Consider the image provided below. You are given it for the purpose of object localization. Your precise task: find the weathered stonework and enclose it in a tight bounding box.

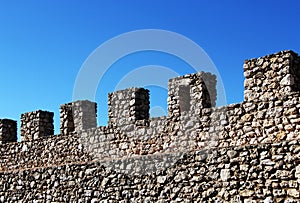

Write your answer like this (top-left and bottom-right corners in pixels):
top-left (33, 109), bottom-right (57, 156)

top-left (108, 87), bottom-right (150, 127)
top-left (244, 50), bottom-right (300, 101)
top-left (59, 102), bottom-right (74, 135)
top-left (0, 119), bottom-right (17, 144)
top-left (0, 50), bottom-right (300, 202)
top-left (168, 72), bottom-right (217, 120)
top-left (60, 100), bottom-right (97, 135)
top-left (20, 110), bottom-right (54, 141)
top-left (0, 140), bottom-right (299, 202)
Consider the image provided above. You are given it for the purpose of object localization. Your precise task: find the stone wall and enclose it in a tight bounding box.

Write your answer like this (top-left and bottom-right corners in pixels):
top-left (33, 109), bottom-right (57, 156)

top-left (0, 50), bottom-right (300, 202)
top-left (0, 140), bottom-right (299, 202)
top-left (2, 91), bottom-right (299, 172)
top-left (0, 133), bottom-right (94, 171)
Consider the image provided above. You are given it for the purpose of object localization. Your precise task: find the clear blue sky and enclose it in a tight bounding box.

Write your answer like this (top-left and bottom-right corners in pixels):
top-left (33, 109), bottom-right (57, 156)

top-left (1, 0), bottom-right (300, 137)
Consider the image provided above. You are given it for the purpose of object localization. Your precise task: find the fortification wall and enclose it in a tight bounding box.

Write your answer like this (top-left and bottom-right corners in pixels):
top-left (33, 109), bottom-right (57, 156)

top-left (1, 92), bottom-right (300, 172)
top-left (0, 140), bottom-right (299, 202)
top-left (0, 50), bottom-right (300, 202)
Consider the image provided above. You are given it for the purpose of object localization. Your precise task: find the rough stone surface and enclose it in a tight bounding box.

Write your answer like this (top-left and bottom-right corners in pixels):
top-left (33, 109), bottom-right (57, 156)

top-left (0, 119), bottom-right (17, 144)
top-left (60, 100), bottom-right (97, 136)
top-left (0, 50), bottom-right (300, 202)
top-left (59, 102), bottom-right (75, 135)
top-left (244, 50), bottom-right (300, 102)
top-left (108, 87), bottom-right (150, 127)
top-left (20, 110), bottom-right (54, 141)
top-left (0, 142), bottom-right (299, 202)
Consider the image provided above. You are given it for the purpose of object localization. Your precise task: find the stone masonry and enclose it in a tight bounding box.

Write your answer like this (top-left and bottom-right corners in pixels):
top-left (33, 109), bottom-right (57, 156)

top-left (0, 119), bottom-right (17, 144)
top-left (60, 100), bottom-right (97, 135)
top-left (0, 50), bottom-right (300, 202)
top-left (108, 87), bottom-right (150, 127)
top-left (20, 110), bottom-right (54, 141)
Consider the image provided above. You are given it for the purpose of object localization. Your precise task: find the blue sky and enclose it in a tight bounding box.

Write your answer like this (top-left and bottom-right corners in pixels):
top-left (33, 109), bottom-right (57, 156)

top-left (0, 0), bottom-right (300, 136)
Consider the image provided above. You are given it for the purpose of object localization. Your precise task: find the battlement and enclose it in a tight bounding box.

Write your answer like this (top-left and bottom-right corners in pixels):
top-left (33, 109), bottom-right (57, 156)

top-left (0, 50), bottom-right (300, 202)
top-left (0, 50), bottom-right (299, 162)
top-left (0, 70), bottom-right (219, 144)
top-left (1, 50), bottom-right (299, 145)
